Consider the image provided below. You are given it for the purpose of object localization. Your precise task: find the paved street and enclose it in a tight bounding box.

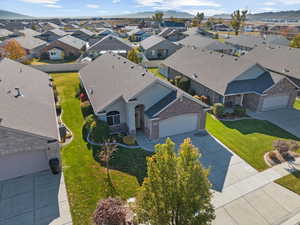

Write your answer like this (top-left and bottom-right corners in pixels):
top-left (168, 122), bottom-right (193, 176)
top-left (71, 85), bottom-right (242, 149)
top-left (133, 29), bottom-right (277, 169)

top-left (0, 171), bottom-right (72, 225)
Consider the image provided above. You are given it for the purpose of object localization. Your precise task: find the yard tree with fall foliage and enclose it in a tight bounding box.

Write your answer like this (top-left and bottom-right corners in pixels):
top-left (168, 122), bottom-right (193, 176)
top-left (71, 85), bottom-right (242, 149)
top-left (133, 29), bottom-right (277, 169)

top-left (3, 40), bottom-right (26, 60)
top-left (135, 138), bottom-right (215, 225)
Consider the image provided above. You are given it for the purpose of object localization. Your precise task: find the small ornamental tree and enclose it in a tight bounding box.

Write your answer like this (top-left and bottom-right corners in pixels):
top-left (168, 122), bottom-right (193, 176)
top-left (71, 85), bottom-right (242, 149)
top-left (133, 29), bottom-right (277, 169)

top-left (3, 40), bottom-right (26, 60)
top-left (100, 140), bottom-right (118, 180)
top-left (127, 49), bottom-right (140, 64)
top-left (290, 34), bottom-right (300, 48)
top-left (135, 138), bottom-right (215, 225)
top-left (231, 10), bottom-right (248, 35)
top-left (93, 197), bottom-right (129, 225)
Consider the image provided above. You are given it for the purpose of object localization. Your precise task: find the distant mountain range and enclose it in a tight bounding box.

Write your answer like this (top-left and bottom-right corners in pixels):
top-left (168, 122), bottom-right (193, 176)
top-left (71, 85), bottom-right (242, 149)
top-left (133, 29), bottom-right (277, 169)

top-left (107, 10), bottom-right (194, 18)
top-left (213, 10), bottom-right (300, 21)
top-left (0, 10), bottom-right (32, 19)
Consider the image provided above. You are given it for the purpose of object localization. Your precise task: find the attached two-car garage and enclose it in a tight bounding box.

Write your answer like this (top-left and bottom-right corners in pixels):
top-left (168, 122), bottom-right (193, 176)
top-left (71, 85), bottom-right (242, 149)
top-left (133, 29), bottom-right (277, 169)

top-left (159, 113), bottom-right (199, 138)
top-left (261, 95), bottom-right (290, 112)
top-left (0, 150), bottom-right (49, 181)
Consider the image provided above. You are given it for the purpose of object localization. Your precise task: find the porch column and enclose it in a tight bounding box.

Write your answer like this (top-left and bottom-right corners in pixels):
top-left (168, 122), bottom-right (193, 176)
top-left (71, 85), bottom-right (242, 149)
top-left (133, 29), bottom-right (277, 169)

top-left (240, 94), bottom-right (244, 106)
top-left (126, 102), bottom-right (136, 135)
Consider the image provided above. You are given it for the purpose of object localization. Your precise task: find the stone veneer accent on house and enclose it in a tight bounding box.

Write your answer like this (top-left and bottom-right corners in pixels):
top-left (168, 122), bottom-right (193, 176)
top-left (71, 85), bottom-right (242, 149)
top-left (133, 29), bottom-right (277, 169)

top-left (148, 96), bottom-right (207, 140)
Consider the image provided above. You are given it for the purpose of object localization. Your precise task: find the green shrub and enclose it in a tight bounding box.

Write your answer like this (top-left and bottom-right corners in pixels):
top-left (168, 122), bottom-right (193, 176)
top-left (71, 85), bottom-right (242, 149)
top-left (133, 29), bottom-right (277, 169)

top-left (234, 105), bottom-right (246, 117)
top-left (90, 119), bottom-right (110, 143)
top-left (212, 103), bottom-right (225, 118)
top-left (80, 101), bottom-right (93, 117)
top-left (122, 135), bottom-right (136, 145)
top-left (178, 77), bottom-right (190, 92)
top-left (56, 103), bottom-right (61, 115)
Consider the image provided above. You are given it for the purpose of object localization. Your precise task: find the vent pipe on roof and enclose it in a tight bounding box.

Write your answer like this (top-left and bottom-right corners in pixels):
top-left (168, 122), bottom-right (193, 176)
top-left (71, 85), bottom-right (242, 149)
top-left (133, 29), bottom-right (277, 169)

top-left (14, 87), bottom-right (23, 98)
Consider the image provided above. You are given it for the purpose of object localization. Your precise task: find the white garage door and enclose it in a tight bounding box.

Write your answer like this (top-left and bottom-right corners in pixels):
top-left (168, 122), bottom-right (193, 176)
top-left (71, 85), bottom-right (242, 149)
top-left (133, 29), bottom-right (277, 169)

top-left (0, 150), bottom-right (49, 181)
top-left (159, 113), bottom-right (198, 138)
top-left (262, 95), bottom-right (290, 111)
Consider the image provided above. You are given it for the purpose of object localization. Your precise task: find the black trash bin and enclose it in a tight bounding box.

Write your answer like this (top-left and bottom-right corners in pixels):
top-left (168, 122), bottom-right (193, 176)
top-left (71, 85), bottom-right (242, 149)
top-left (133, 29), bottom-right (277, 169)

top-left (49, 158), bottom-right (61, 174)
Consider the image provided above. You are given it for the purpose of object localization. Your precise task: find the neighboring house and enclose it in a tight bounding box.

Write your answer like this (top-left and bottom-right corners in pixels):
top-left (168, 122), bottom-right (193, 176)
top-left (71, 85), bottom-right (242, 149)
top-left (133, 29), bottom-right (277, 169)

top-left (160, 21), bottom-right (187, 32)
top-left (242, 45), bottom-right (300, 90)
top-left (0, 29), bottom-right (13, 41)
top-left (140, 35), bottom-right (181, 60)
top-left (162, 46), bottom-right (298, 112)
top-left (0, 58), bottom-right (60, 181)
top-left (212, 24), bottom-right (232, 32)
top-left (71, 28), bottom-right (95, 42)
top-left (128, 29), bottom-right (151, 42)
top-left (5, 36), bottom-right (47, 58)
top-left (158, 28), bottom-right (187, 42)
top-left (87, 35), bottom-right (132, 58)
top-left (79, 52), bottom-right (208, 140)
top-left (16, 28), bottom-right (41, 37)
top-left (39, 29), bottom-right (68, 42)
top-left (98, 29), bottom-right (119, 39)
top-left (177, 34), bottom-right (234, 54)
top-left (225, 34), bottom-right (290, 54)
top-left (41, 35), bottom-right (87, 60)
top-left (43, 22), bottom-right (61, 31)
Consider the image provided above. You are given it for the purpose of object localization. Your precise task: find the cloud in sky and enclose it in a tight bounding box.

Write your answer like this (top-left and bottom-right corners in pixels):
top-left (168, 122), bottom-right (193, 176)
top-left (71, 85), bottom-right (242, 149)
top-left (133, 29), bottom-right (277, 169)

top-left (86, 4), bottom-right (100, 8)
top-left (136, 0), bottom-right (221, 9)
top-left (45, 4), bottom-right (62, 7)
top-left (112, 0), bottom-right (121, 3)
top-left (20, 0), bottom-right (59, 3)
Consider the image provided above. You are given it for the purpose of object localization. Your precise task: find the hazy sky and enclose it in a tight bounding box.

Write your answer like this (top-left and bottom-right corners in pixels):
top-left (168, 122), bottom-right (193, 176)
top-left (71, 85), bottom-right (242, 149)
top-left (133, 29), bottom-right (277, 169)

top-left (2, 0), bottom-right (300, 17)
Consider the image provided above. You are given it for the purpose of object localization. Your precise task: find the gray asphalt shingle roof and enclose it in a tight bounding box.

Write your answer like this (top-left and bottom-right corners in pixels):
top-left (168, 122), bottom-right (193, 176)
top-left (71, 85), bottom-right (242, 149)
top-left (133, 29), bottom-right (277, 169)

top-left (140, 35), bottom-right (167, 50)
top-left (80, 53), bottom-right (207, 113)
top-left (163, 46), bottom-right (278, 95)
top-left (0, 29), bottom-right (13, 38)
top-left (0, 58), bottom-right (58, 140)
top-left (18, 28), bottom-right (41, 37)
top-left (80, 53), bottom-right (156, 112)
top-left (226, 34), bottom-right (289, 49)
top-left (10, 36), bottom-right (47, 50)
top-left (58, 35), bottom-right (86, 50)
top-left (145, 90), bottom-right (177, 118)
top-left (88, 35), bottom-right (132, 52)
top-left (242, 45), bottom-right (300, 81)
top-left (177, 34), bottom-right (233, 51)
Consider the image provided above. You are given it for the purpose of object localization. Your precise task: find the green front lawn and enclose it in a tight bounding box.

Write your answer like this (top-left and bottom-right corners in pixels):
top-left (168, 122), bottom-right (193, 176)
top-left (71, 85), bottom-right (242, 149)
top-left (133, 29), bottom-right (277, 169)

top-left (148, 67), bottom-right (167, 80)
top-left (294, 99), bottom-right (300, 110)
top-left (52, 73), bottom-right (151, 225)
top-left (206, 114), bottom-right (300, 171)
top-left (276, 171), bottom-right (300, 195)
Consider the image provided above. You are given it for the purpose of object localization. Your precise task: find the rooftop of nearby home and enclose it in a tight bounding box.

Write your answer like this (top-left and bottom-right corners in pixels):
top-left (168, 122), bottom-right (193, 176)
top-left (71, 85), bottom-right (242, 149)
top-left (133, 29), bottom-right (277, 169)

top-left (0, 58), bottom-right (58, 140)
top-left (163, 46), bottom-right (287, 95)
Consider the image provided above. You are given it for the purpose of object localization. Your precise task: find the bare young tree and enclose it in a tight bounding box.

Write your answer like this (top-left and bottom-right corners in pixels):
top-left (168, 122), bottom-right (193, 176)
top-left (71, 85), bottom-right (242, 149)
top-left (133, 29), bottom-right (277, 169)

top-left (99, 140), bottom-right (118, 180)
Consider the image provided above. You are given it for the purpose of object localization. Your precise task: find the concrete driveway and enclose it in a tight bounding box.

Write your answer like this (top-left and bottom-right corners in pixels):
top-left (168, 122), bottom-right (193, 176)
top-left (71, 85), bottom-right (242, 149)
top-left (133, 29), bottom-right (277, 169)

top-left (249, 109), bottom-right (300, 138)
top-left (137, 132), bottom-right (258, 192)
top-left (0, 170), bottom-right (72, 225)
top-left (138, 132), bottom-right (300, 224)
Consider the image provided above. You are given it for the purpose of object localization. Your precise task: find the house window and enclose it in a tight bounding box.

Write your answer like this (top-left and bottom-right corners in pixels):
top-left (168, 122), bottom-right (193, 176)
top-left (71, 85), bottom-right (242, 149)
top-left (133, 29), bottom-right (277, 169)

top-left (151, 50), bottom-right (155, 56)
top-left (106, 111), bottom-right (120, 126)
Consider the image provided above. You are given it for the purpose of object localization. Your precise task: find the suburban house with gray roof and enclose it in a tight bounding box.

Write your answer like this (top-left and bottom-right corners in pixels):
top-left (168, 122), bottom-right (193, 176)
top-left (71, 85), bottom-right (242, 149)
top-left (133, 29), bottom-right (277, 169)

top-left (242, 45), bottom-right (300, 89)
top-left (0, 29), bottom-right (13, 40)
top-left (79, 52), bottom-right (208, 140)
top-left (3, 35), bottom-right (47, 58)
top-left (140, 35), bottom-right (181, 60)
top-left (225, 34), bottom-right (290, 54)
top-left (41, 35), bottom-right (87, 60)
top-left (177, 34), bottom-right (234, 54)
top-left (38, 28), bottom-right (68, 42)
top-left (71, 28), bottom-right (95, 42)
top-left (162, 46), bottom-right (298, 112)
top-left (87, 35), bottom-right (132, 58)
top-left (158, 28), bottom-right (187, 42)
top-left (0, 58), bottom-right (60, 181)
